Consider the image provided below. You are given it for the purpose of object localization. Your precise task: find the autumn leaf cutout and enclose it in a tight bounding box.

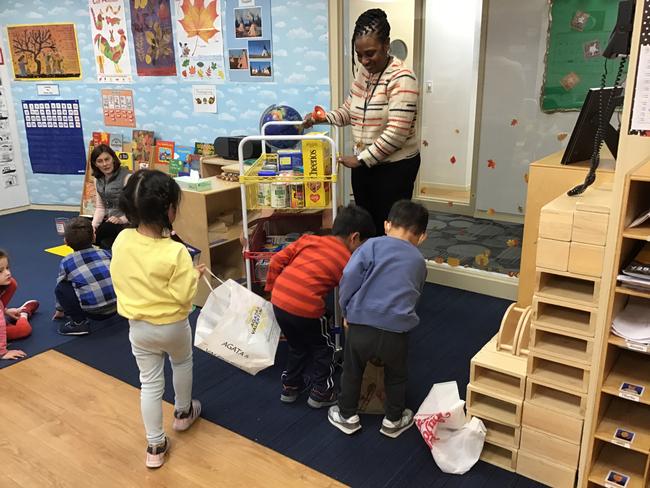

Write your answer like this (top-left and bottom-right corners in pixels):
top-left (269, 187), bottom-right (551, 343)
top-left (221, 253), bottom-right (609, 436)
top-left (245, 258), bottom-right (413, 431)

top-left (179, 0), bottom-right (219, 52)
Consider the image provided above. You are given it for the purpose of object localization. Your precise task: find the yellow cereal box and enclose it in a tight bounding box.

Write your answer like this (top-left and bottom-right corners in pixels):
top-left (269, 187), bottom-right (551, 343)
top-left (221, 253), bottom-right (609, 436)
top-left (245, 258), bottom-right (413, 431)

top-left (301, 131), bottom-right (331, 177)
top-left (305, 181), bottom-right (331, 208)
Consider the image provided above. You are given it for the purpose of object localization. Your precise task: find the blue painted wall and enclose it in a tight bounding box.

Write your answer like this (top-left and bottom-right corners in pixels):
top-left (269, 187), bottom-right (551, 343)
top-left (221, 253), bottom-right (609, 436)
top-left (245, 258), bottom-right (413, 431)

top-left (0, 0), bottom-right (330, 205)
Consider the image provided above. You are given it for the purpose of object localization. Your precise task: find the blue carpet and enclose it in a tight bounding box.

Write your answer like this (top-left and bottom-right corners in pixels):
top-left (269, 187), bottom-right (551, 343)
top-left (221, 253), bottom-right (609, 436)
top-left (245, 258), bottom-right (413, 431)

top-left (3, 210), bottom-right (544, 487)
top-left (0, 210), bottom-right (86, 368)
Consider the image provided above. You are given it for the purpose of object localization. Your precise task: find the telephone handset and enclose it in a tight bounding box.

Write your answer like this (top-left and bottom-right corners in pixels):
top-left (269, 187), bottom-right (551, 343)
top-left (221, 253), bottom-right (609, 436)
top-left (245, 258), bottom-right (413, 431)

top-left (603, 0), bottom-right (634, 58)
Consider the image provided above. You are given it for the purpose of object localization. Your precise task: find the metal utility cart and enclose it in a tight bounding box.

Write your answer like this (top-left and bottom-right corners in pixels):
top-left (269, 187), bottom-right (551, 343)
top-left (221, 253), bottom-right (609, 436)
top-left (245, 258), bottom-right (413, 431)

top-left (237, 121), bottom-right (343, 352)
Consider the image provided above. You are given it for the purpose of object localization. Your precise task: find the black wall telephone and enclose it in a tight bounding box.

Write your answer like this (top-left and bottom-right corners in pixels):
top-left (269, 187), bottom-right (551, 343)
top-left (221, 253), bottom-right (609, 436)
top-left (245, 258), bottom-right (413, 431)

top-left (603, 0), bottom-right (635, 58)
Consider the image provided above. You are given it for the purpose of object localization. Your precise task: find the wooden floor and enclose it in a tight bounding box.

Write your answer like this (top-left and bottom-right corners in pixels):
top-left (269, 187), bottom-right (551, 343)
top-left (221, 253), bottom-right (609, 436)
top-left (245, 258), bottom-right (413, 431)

top-left (0, 351), bottom-right (344, 487)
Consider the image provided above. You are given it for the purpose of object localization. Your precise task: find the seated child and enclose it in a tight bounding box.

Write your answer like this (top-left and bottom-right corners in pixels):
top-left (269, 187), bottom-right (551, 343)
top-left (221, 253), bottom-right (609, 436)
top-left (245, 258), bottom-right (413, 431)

top-left (55, 217), bottom-right (117, 336)
top-left (265, 204), bottom-right (375, 408)
top-left (329, 200), bottom-right (429, 438)
top-left (0, 249), bottom-right (39, 360)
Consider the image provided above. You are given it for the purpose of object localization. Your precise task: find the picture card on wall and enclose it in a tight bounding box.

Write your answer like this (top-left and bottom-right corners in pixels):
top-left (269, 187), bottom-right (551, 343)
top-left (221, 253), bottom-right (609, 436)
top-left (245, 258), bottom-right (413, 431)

top-left (101, 89), bottom-right (136, 127)
top-left (192, 85), bottom-right (217, 113)
top-left (7, 24), bottom-right (82, 80)
top-left (22, 100), bottom-right (86, 174)
top-left (89, 0), bottom-right (133, 83)
top-left (225, 0), bottom-right (272, 82)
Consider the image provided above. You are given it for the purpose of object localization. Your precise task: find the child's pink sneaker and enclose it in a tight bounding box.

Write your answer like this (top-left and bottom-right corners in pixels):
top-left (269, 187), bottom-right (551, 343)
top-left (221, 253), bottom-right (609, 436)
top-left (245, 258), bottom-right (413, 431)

top-left (19, 300), bottom-right (39, 317)
top-left (172, 399), bottom-right (201, 431)
top-left (145, 437), bottom-right (170, 469)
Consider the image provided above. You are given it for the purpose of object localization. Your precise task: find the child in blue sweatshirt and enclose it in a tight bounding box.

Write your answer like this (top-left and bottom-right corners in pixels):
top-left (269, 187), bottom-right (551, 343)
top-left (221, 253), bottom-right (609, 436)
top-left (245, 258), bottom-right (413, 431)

top-left (329, 199), bottom-right (428, 438)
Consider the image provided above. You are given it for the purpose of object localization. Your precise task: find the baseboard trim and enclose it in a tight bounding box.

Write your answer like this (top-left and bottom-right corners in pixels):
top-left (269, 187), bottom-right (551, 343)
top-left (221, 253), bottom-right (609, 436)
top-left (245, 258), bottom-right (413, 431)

top-left (425, 261), bottom-right (518, 301)
top-left (0, 204), bottom-right (78, 216)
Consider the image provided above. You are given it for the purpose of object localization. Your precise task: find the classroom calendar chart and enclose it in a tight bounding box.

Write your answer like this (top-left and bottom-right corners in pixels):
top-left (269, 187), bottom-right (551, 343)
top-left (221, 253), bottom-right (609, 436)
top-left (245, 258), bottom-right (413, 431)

top-left (22, 100), bottom-right (86, 174)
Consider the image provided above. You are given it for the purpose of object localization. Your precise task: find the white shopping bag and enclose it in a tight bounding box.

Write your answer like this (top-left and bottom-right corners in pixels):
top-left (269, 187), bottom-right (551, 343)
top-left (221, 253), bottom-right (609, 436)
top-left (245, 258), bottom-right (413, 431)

top-left (415, 381), bottom-right (485, 474)
top-left (194, 275), bottom-right (281, 375)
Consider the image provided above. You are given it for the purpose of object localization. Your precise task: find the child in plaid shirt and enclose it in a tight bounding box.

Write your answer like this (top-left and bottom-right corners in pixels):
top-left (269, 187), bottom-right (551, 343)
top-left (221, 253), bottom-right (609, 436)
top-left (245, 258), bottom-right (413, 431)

top-left (55, 217), bottom-right (117, 335)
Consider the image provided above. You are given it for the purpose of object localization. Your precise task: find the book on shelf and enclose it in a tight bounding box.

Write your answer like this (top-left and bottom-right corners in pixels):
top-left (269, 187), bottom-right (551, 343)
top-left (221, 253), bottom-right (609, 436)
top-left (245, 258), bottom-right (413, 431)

top-left (622, 242), bottom-right (650, 280)
top-left (132, 130), bottom-right (155, 170)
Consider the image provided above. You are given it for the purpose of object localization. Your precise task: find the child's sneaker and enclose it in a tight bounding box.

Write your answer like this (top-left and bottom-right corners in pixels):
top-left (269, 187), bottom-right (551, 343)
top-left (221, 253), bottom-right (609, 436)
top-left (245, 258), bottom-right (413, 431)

top-left (280, 383), bottom-right (303, 403)
top-left (328, 405), bottom-right (361, 435)
top-left (307, 387), bottom-right (337, 408)
top-left (19, 300), bottom-right (39, 317)
top-left (58, 319), bottom-right (90, 336)
top-left (145, 437), bottom-right (170, 468)
top-left (172, 399), bottom-right (201, 431)
top-left (380, 409), bottom-right (415, 438)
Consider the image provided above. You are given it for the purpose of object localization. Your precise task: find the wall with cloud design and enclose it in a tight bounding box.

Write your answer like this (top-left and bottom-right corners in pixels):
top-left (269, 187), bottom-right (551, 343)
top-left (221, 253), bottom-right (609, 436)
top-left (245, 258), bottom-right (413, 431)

top-left (0, 0), bottom-right (330, 205)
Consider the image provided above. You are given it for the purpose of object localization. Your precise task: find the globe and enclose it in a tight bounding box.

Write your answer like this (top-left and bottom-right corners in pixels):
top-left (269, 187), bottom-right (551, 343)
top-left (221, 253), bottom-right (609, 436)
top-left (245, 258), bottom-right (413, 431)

top-left (259, 104), bottom-right (303, 149)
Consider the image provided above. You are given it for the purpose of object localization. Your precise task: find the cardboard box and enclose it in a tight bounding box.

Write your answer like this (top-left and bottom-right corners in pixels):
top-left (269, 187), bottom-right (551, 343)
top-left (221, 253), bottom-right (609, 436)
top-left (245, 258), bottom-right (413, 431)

top-left (301, 131), bottom-right (331, 177)
top-left (175, 176), bottom-right (213, 192)
top-left (305, 181), bottom-right (331, 208)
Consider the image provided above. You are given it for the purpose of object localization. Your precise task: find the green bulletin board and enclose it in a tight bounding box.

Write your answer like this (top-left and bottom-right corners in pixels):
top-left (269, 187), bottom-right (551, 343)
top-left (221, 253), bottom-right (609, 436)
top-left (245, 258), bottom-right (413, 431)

top-left (541, 0), bottom-right (627, 112)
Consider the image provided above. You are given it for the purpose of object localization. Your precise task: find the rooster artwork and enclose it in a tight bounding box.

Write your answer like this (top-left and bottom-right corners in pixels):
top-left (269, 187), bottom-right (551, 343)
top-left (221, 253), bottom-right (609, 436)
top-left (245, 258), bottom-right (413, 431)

top-left (89, 0), bottom-right (133, 82)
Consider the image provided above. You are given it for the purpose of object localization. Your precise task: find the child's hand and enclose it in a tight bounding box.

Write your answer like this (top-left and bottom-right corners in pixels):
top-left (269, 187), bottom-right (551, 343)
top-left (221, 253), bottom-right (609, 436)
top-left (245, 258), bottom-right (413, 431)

top-left (343, 318), bottom-right (349, 331)
top-left (52, 309), bottom-right (65, 320)
top-left (107, 216), bottom-right (121, 224)
top-left (195, 264), bottom-right (207, 276)
top-left (5, 308), bottom-right (20, 320)
top-left (2, 350), bottom-right (26, 360)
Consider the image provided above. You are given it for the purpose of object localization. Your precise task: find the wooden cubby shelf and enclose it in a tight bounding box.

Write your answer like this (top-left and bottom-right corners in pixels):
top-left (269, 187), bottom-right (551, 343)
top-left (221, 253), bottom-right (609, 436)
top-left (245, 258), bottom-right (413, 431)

top-left (526, 379), bottom-right (587, 418)
top-left (480, 441), bottom-right (517, 472)
top-left (601, 349), bottom-right (650, 406)
top-left (594, 394), bottom-right (650, 454)
top-left (466, 385), bottom-right (522, 427)
top-left (608, 333), bottom-right (650, 355)
top-left (477, 416), bottom-right (521, 449)
top-left (621, 224), bottom-right (650, 241)
top-left (530, 325), bottom-right (593, 365)
top-left (588, 442), bottom-right (646, 488)
top-left (615, 286), bottom-right (650, 300)
top-left (533, 296), bottom-right (596, 338)
top-left (535, 269), bottom-right (600, 308)
top-left (528, 353), bottom-right (590, 393)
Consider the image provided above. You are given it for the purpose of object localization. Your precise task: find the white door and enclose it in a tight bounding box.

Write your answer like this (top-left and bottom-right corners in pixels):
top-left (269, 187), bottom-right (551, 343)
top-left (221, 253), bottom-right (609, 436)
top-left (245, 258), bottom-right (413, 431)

top-left (0, 59), bottom-right (29, 211)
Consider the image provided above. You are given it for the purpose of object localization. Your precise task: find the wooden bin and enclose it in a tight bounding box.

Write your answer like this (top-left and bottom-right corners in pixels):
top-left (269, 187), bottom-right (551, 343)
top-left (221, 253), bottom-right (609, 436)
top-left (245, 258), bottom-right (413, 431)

top-left (470, 343), bottom-right (528, 399)
top-left (525, 378), bottom-right (588, 418)
top-left (519, 426), bottom-right (580, 467)
top-left (528, 351), bottom-right (591, 393)
top-left (533, 295), bottom-right (598, 338)
top-left (521, 401), bottom-right (584, 445)
top-left (466, 384), bottom-right (523, 427)
top-left (480, 440), bottom-right (518, 472)
top-left (535, 269), bottom-right (601, 308)
top-left (530, 324), bottom-right (594, 366)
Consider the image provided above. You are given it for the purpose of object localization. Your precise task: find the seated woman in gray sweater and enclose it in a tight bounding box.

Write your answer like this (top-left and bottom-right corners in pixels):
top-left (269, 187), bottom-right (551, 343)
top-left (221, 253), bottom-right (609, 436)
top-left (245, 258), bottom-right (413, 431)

top-left (328, 199), bottom-right (428, 439)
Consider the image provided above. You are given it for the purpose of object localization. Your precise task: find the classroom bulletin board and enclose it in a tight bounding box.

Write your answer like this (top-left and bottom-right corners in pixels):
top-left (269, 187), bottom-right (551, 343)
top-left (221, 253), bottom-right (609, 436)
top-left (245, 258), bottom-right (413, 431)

top-left (541, 0), bottom-right (627, 112)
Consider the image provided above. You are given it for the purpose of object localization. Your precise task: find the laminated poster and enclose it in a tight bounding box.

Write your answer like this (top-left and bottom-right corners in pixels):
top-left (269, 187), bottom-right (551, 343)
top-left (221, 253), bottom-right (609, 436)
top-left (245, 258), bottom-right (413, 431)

top-left (129, 0), bottom-right (177, 76)
top-left (192, 85), bottom-right (217, 113)
top-left (89, 0), bottom-right (133, 83)
top-left (7, 23), bottom-right (82, 80)
top-left (176, 0), bottom-right (226, 81)
top-left (101, 88), bottom-right (136, 127)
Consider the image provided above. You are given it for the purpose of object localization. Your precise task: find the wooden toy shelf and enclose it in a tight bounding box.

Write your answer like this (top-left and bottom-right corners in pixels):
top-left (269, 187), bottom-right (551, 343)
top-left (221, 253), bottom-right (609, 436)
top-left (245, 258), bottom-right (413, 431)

top-left (582, 158), bottom-right (650, 488)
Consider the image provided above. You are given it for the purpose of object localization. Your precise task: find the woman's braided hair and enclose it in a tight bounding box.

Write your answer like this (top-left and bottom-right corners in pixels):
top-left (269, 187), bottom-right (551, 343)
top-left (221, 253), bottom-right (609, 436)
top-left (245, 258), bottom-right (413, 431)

top-left (352, 8), bottom-right (390, 72)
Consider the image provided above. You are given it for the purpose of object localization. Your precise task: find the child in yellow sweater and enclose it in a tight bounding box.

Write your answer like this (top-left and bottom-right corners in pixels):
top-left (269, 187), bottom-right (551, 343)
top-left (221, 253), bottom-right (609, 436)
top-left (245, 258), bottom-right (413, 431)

top-left (111, 170), bottom-right (205, 468)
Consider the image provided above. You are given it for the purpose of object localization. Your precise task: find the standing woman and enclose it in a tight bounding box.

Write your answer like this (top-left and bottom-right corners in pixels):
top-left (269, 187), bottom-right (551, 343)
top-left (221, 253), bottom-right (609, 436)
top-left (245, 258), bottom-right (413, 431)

top-left (90, 144), bottom-right (131, 249)
top-left (305, 9), bottom-right (420, 235)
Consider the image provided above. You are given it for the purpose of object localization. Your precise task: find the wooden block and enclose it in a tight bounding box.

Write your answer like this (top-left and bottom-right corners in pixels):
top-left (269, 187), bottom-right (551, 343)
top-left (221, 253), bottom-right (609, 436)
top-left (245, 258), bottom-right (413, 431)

top-left (573, 184), bottom-right (612, 214)
top-left (514, 307), bottom-right (532, 357)
top-left (528, 351), bottom-right (591, 393)
top-left (466, 384), bottom-right (523, 427)
top-left (539, 194), bottom-right (576, 241)
top-left (470, 344), bottom-right (528, 400)
top-left (468, 414), bottom-right (521, 449)
top-left (568, 241), bottom-right (605, 278)
top-left (572, 210), bottom-right (609, 245)
top-left (535, 269), bottom-right (600, 308)
top-left (533, 295), bottom-right (597, 338)
top-left (479, 440), bottom-right (517, 472)
top-left (522, 401), bottom-right (583, 444)
top-left (536, 238), bottom-right (570, 271)
top-left (516, 448), bottom-right (576, 488)
top-left (519, 426), bottom-right (580, 467)
top-left (525, 378), bottom-right (587, 418)
top-left (530, 324), bottom-right (594, 366)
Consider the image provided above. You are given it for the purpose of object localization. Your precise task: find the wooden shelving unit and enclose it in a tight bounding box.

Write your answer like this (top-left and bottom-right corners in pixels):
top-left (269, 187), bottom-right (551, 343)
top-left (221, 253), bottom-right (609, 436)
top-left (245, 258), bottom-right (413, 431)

top-left (582, 159), bottom-right (650, 488)
top-left (173, 173), bottom-right (244, 307)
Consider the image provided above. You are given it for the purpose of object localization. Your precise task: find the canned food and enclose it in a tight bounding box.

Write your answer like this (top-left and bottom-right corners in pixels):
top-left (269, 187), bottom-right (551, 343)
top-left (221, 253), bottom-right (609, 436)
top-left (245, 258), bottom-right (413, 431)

top-left (257, 182), bottom-right (272, 207)
top-left (271, 182), bottom-right (289, 208)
